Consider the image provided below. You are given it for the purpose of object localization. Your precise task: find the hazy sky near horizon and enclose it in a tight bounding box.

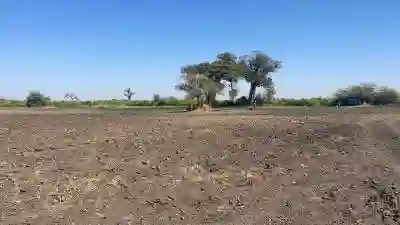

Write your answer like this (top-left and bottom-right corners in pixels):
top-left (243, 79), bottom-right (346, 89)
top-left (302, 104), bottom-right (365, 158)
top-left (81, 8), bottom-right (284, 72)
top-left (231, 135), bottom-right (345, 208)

top-left (1, 0), bottom-right (399, 100)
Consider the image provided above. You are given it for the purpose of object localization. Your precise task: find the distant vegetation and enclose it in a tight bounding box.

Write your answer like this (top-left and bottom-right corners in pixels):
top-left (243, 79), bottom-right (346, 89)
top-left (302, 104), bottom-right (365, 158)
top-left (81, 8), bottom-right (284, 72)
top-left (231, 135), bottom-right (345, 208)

top-left (1, 51), bottom-right (398, 109)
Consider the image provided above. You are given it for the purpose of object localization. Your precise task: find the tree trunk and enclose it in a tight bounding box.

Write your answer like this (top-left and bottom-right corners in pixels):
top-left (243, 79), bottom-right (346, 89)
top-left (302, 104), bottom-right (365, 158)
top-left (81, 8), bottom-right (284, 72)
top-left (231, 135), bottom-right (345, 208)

top-left (248, 82), bottom-right (257, 105)
top-left (206, 92), bottom-right (217, 108)
top-left (228, 82), bottom-right (237, 101)
top-left (195, 97), bottom-right (201, 108)
top-left (205, 94), bottom-right (210, 107)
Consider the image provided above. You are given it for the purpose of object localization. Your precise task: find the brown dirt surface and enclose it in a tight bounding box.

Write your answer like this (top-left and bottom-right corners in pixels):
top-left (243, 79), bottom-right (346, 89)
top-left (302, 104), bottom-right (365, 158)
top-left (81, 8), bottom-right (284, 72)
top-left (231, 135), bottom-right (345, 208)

top-left (1, 107), bottom-right (400, 224)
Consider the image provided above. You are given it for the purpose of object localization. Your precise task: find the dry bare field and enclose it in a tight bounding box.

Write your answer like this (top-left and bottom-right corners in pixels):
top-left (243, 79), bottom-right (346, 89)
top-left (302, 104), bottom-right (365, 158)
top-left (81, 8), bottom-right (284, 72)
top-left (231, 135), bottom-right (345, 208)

top-left (1, 107), bottom-right (400, 224)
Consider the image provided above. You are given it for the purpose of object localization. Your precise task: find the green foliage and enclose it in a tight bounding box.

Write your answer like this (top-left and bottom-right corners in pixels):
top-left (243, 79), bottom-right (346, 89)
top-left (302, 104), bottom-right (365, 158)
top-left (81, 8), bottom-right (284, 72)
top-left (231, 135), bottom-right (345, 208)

top-left (25, 91), bottom-right (50, 107)
top-left (209, 52), bottom-right (243, 83)
top-left (218, 100), bottom-right (236, 107)
top-left (270, 97), bottom-right (330, 107)
top-left (0, 99), bottom-right (25, 107)
top-left (153, 93), bottom-right (161, 102)
top-left (177, 52), bottom-right (243, 107)
top-left (152, 93), bottom-right (168, 106)
top-left (1, 52), bottom-right (399, 110)
top-left (372, 87), bottom-right (399, 105)
top-left (333, 83), bottom-right (399, 105)
top-left (217, 96), bottom-right (331, 108)
top-left (264, 84), bottom-right (276, 103)
top-left (81, 100), bottom-right (93, 107)
top-left (228, 88), bottom-right (238, 101)
top-left (235, 96), bottom-right (249, 106)
top-left (176, 72), bottom-right (223, 107)
top-left (52, 100), bottom-right (83, 108)
top-left (0, 93), bottom-right (395, 109)
top-left (104, 99), bottom-right (125, 106)
top-left (124, 100), bottom-right (152, 106)
top-left (254, 93), bottom-right (264, 106)
top-left (237, 51), bottom-right (282, 104)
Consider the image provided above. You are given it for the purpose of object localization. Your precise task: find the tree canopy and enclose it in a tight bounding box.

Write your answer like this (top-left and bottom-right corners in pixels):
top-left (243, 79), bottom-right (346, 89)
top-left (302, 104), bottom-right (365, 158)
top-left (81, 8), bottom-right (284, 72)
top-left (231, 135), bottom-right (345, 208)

top-left (333, 83), bottom-right (399, 105)
top-left (238, 51), bottom-right (282, 103)
top-left (176, 51), bottom-right (282, 107)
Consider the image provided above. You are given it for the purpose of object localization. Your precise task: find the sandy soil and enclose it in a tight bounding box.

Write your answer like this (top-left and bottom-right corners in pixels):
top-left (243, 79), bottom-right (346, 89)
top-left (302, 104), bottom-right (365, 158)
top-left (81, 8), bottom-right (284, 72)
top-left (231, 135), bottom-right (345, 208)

top-left (1, 107), bottom-right (400, 224)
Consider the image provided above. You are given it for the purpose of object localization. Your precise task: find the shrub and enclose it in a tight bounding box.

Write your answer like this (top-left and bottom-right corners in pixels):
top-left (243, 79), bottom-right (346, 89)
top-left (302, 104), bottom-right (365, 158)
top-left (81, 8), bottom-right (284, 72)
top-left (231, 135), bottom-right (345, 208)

top-left (254, 93), bottom-right (264, 106)
top-left (373, 87), bottom-right (399, 105)
top-left (25, 91), bottom-right (49, 107)
top-left (105, 99), bottom-right (124, 106)
top-left (153, 100), bottom-right (166, 106)
top-left (81, 100), bottom-right (93, 107)
top-left (52, 100), bottom-right (82, 108)
top-left (235, 96), bottom-right (248, 106)
top-left (218, 100), bottom-right (235, 107)
top-left (125, 100), bottom-right (153, 107)
top-left (0, 99), bottom-right (25, 107)
top-left (153, 93), bottom-right (161, 102)
top-left (164, 98), bottom-right (181, 106)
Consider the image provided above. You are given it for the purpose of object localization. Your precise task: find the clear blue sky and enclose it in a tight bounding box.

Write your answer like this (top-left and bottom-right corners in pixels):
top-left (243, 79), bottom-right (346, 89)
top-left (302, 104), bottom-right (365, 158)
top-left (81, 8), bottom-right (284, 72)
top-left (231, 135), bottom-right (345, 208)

top-left (1, 0), bottom-right (399, 100)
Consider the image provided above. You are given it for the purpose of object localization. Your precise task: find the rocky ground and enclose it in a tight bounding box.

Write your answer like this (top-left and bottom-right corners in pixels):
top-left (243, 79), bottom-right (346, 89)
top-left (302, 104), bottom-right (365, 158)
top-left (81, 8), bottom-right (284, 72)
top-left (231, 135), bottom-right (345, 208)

top-left (0, 107), bottom-right (400, 225)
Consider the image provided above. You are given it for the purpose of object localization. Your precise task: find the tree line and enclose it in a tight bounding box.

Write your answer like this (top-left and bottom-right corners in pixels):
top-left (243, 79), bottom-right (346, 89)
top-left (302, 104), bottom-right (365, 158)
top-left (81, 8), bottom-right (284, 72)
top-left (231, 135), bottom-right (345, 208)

top-left (1, 50), bottom-right (398, 108)
top-left (332, 83), bottom-right (398, 105)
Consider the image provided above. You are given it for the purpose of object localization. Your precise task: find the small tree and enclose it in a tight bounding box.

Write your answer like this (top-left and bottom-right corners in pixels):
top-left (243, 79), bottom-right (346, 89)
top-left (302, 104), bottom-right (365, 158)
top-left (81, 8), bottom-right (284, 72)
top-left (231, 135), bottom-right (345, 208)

top-left (153, 93), bottom-right (161, 102)
top-left (264, 84), bottom-right (276, 103)
top-left (176, 72), bottom-right (224, 108)
top-left (64, 92), bottom-right (80, 101)
top-left (123, 88), bottom-right (135, 100)
top-left (238, 51), bottom-right (282, 104)
top-left (254, 93), bottom-right (264, 106)
top-left (26, 91), bottom-right (49, 107)
top-left (81, 100), bottom-right (93, 107)
top-left (228, 88), bottom-right (238, 101)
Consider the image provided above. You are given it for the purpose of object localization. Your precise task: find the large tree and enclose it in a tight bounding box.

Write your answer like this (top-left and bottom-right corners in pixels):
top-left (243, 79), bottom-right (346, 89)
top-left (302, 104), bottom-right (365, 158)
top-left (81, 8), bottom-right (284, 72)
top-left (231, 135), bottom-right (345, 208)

top-left (177, 52), bottom-right (242, 107)
top-left (264, 80), bottom-right (276, 103)
top-left (175, 69), bottom-right (223, 107)
top-left (210, 52), bottom-right (245, 101)
top-left (238, 51), bottom-right (282, 104)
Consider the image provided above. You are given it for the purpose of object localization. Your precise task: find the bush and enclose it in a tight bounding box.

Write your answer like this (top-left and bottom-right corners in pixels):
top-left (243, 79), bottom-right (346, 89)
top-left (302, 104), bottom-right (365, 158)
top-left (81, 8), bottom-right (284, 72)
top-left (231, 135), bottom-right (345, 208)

top-left (105, 99), bottom-right (125, 106)
top-left (265, 98), bottom-right (330, 107)
top-left (218, 100), bottom-right (235, 107)
top-left (0, 96), bottom-right (343, 108)
top-left (373, 88), bottom-right (399, 105)
top-left (81, 100), bottom-right (93, 107)
top-left (25, 91), bottom-right (49, 107)
top-left (164, 98), bottom-right (194, 106)
top-left (254, 93), bottom-right (264, 106)
top-left (331, 84), bottom-right (400, 106)
top-left (153, 100), bottom-right (166, 106)
top-left (52, 100), bottom-right (82, 108)
top-left (125, 100), bottom-right (153, 107)
top-left (0, 99), bottom-right (25, 107)
top-left (235, 96), bottom-right (248, 106)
